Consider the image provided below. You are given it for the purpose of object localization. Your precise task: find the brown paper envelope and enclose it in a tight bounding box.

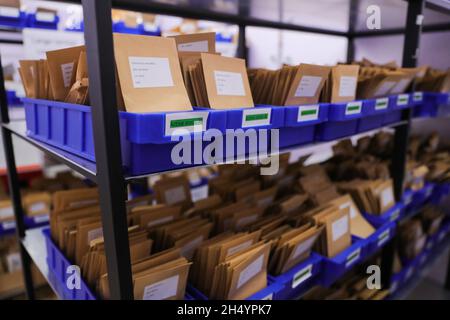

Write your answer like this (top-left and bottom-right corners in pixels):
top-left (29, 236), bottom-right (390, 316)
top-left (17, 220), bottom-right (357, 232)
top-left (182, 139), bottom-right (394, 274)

top-left (231, 207), bottom-right (263, 231)
top-left (153, 176), bottom-right (192, 210)
top-left (200, 53), bottom-right (254, 109)
top-left (330, 65), bottom-right (360, 103)
top-left (285, 64), bottom-right (330, 106)
top-left (132, 248), bottom-right (181, 274)
top-left (113, 33), bottom-right (192, 112)
top-left (129, 239), bottom-right (153, 263)
top-left (171, 32), bottom-right (216, 53)
top-left (174, 223), bottom-right (212, 259)
top-left (322, 207), bottom-right (351, 257)
top-left (75, 221), bottom-right (103, 265)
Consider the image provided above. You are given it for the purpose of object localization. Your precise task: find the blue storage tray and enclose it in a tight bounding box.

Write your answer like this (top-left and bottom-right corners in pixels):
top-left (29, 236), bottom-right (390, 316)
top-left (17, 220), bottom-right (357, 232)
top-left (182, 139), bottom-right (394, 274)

top-left (26, 13), bottom-right (59, 29)
top-left (357, 97), bottom-right (391, 132)
top-left (0, 214), bottom-right (49, 237)
top-left (23, 98), bottom-right (228, 175)
top-left (7, 90), bottom-right (22, 106)
top-left (270, 252), bottom-right (322, 300)
top-left (113, 21), bottom-right (142, 34)
top-left (361, 221), bottom-right (396, 256)
top-left (187, 278), bottom-right (283, 300)
top-left (413, 92), bottom-right (449, 118)
top-left (436, 221), bottom-right (450, 244)
top-left (279, 103), bottom-right (328, 149)
top-left (319, 237), bottom-right (366, 287)
top-left (0, 9), bottom-right (26, 28)
top-left (43, 228), bottom-right (96, 300)
top-left (363, 202), bottom-right (404, 228)
top-left (224, 105), bottom-right (284, 158)
top-left (316, 100), bottom-right (364, 141)
top-left (390, 94), bottom-right (412, 110)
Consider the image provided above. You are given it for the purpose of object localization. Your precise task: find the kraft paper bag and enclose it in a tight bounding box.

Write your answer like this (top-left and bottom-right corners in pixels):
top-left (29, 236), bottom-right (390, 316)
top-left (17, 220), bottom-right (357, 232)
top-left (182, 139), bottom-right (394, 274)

top-left (113, 33), bottom-right (192, 113)
top-left (200, 53), bottom-right (254, 109)
top-left (171, 32), bottom-right (216, 53)
top-left (65, 51), bottom-right (89, 105)
top-left (46, 45), bottom-right (85, 101)
top-left (284, 64), bottom-right (331, 106)
top-left (330, 65), bottom-right (360, 103)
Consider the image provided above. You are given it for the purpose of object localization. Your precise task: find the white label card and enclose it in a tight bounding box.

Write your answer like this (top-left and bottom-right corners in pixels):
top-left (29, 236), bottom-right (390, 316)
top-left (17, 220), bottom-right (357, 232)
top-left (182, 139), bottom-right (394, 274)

top-left (34, 214), bottom-right (50, 224)
top-left (143, 275), bottom-right (179, 300)
top-left (2, 221), bottom-right (16, 230)
top-left (227, 240), bottom-right (253, 257)
top-left (262, 294), bottom-right (273, 300)
top-left (0, 7), bottom-right (20, 18)
top-left (413, 92), bottom-right (423, 102)
top-left (339, 76), bottom-right (357, 97)
top-left (129, 56), bottom-right (174, 88)
top-left (36, 12), bottom-right (55, 22)
top-left (374, 81), bottom-right (396, 97)
top-left (345, 248), bottom-right (361, 267)
top-left (397, 94), bottom-right (409, 106)
top-left (191, 185), bottom-right (209, 202)
top-left (378, 229), bottom-right (390, 247)
top-left (237, 254), bottom-right (264, 289)
top-left (178, 40), bottom-right (209, 52)
top-left (242, 108), bottom-right (271, 128)
top-left (332, 215), bottom-right (349, 242)
top-left (375, 98), bottom-right (389, 110)
top-left (390, 209), bottom-right (400, 222)
top-left (165, 112), bottom-right (208, 136)
top-left (339, 202), bottom-right (357, 219)
top-left (6, 252), bottom-right (22, 273)
top-left (0, 206), bottom-right (14, 219)
top-left (294, 76), bottom-right (322, 97)
top-left (345, 101), bottom-right (362, 115)
top-left (61, 62), bottom-right (74, 88)
top-left (381, 187), bottom-right (394, 208)
top-left (297, 105), bottom-right (319, 122)
top-left (87, 227), bottom-right (103, 243)
top-left (214, 71), bottom-right (245, 96)
top-left (292, 264), bottom-right (313, 288)
top-left (30, 202), bottom-right (47, 213)
top-left (164, 186), bottom-right (186, 205)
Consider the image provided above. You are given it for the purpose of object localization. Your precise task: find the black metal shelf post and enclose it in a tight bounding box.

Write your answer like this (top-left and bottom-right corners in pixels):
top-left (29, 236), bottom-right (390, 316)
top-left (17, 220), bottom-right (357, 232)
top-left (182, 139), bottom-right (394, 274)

top-left (0, 56), bottom-right (35, 300)
top-left (381, 0), bottom-right (425, 289)
top-left (81, 0), bottom-right (133, 299)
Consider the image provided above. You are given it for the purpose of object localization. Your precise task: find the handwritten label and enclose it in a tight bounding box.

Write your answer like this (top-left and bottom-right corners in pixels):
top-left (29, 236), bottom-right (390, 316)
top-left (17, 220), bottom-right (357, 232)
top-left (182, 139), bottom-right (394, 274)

top-left (143, 275), bottom-right (179, 300)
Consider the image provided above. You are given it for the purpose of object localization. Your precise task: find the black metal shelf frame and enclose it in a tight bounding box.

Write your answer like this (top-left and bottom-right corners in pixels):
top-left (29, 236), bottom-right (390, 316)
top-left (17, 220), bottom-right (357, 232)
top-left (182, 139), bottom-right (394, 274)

top-left (0, 0), bottom-right (449, 300)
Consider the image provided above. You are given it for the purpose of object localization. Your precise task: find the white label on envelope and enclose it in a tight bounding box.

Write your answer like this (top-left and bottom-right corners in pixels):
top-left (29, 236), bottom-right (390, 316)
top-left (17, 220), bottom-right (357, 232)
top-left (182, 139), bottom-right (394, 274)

top-left (164, 186), bottom-right (186, 205)
top-left (29, 202), bottom-right (46, 213)
top-left (178, 40), bottom-right (209, 52)
top-left (129, 56), bottom-right (174, 88)
top-left (214, 70), bottom-right (245, 96)
top-left (375, 97), bottom-right (389, 110)
top-left (36, 12), bottom-right (55, 22)
top-left (345, 248), bottom-right (361, 267)
top-left (332, 215), bottom-right (349, 241)
top-left (143, 275), bottom-right (179, 300)
top-left (339, 76), bottom-right (357, 97)
top-left (0, 206), bottom-right (13, 219)
top-left (2, 221), bottom-right (16, 230)
top-left (374, 81), bottom-right (396, 97)
top-left (345, 101), bottom-right (362, 115)
top-left (6, 252), bottom-right (22, 273)
top-left (180, 236), bottom-right (204, 259)
top-left (381, 187), bottom-right (394, 208)
top-left (191, 185), bottom-right (209, 202)
top-left (227, 240), bottom-right (253, 257)
top-left (242, 108), bottom-right (271, 128)
top-left (339, 202), bottom-right (357, 219)
top-left (61, 62), bottom-right (75, 88)
top-left (292, 264), bottom-right (313, 288)
top-left (165, 111), bottom-right (208, 136)
top-left (292, 236), bottom-right (317, 259)
top-left (237, 254), bottom-right (264, 289)
top-left (297, 105), bottom-right (319, 122)
top-left (34, 214), bottom-right (50, 224)
top-left (147, 216), bottom-right (174, 228)
top-left (0, 7), bottom-right (20, 18)
top-left (397, 94), bottom-right (409, 106)
top-left (378, 229), bottom-right (390, 247)
top-left (391, 79), bottom-right (411, 94)
top-left (87, 227), bottom-right (103, 243)
top-left (294, 76), bottom-right (322, 97)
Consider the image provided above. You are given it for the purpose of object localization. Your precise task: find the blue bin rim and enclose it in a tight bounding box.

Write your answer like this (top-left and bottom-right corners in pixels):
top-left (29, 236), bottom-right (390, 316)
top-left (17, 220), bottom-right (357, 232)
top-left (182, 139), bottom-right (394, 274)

top-left (272, 252), bottom-right (322, 283)
top-left (326, 100), bottom-right (366, 120)
top-left (320, 237), bottom-right (365, 265)
top-left (281, 103), bottom-right (328, 127)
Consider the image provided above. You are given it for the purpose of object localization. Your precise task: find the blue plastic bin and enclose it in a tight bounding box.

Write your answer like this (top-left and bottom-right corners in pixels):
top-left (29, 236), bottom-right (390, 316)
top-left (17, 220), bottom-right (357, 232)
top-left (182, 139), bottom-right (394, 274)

top-left (0, 214), bottom-right (49, 237)
top-left (361, 221), bottom-right (396, 256)
top-left (26, 12), bottom-right (59, 29)
top-left (437, 221), bottom-right (450, 244)
top-left (271, 253), bottom-right (322, 300)
top-left (316, 100), bottom-right (364, 141)
top-left (187, 278), bottom-right (283, 300)
top-left (279, 103), bottom-right (328, 149)
top-left (7, 90), bottom-right (22, 106)
top-left (413, 92), bottom-right (449, 118)
top-left (363, 203), bottom-right (404, 228)
top-left (224, 105), bottom-right (284, 158)
top-left (0, 8), bottom-right (26, 28)
top-left (319, 237), bottom-right (366, 286)
top-left (113, 21), bottom-right (141, 34)
top-left (23, 98), bottom-right (228, 175)
top-left (357, 97), bottom-right (390, 132)
top-left (42, 228), bottom-right (96, 300)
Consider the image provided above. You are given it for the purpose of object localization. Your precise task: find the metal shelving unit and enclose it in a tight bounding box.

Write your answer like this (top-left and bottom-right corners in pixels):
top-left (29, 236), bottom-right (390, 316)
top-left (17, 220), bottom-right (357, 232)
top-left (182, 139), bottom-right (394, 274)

top-left (0, 0), bottom-right (449, 300)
